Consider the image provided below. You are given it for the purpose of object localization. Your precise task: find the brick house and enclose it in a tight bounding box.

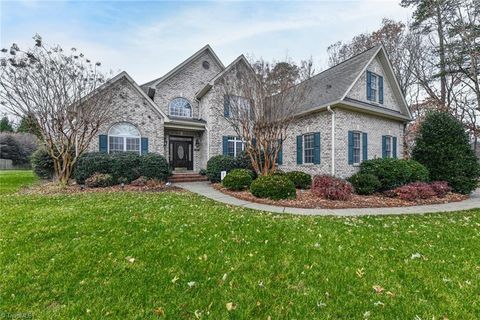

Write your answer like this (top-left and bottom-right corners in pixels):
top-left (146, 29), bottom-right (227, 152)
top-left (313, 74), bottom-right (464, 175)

top-left (88, 44), bottom-right (411, 178)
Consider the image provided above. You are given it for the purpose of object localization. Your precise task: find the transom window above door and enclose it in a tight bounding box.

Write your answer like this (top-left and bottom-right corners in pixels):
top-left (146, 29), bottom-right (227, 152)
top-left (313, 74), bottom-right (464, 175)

top-left (108, 122), bottom-right (141, 154)
top-left (169, 97), bottom-right (192, 118)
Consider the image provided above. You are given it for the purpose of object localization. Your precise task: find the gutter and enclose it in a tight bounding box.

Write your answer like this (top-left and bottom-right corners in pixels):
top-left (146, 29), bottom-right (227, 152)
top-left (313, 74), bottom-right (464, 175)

top-left (327, 106), bottom-right (335, 176)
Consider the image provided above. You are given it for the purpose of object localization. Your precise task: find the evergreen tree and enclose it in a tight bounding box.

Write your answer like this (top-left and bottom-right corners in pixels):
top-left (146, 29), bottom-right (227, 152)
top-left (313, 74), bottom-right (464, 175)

top-left (0, 116), bottom-right (14, 132)
top-left (412, 111), bottom-right (480, 194)
top-left (16, 114), bottom-right (42, 138)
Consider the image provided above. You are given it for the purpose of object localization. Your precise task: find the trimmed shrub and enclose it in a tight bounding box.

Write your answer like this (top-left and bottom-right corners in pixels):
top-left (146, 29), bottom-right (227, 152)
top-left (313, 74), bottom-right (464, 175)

top-left (235, 151), bottom-right (257, 179)
top-left (140, 153), bottom-right (170, 181)
top-left (206, 155), bottom-right (236, 183)
top-left (286, 171), bottom-right (312, 189)
top-left (311, 175), bottom-right (353, 201)
top-left (222, 169), bottom-right (253, 191)
top-left (31, 147), bottom-right (54, 179)
top-left (412, 111), bottom-right (480, 194)
top-left (250, 175), bottom-right (296, 200)
top-left (360, 158), bottom-right (429, 191)
top-left (74, 152), bottom-right (111, 184)
top-left (110, 152), bottom-right (142, 183)
top-left (430, 181), bottom-right (451, 198)
top-left (199, 169), bottom-right (206, 176)
top-left (392, 182), bottom-right (436, 201)
top-left (85, 173), bottom-right (114, 188)
top-left (348, 173), bottom-right (381, 195)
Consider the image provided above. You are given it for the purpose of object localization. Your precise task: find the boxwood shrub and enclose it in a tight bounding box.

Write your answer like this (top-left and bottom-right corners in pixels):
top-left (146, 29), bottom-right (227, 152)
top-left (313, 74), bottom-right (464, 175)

top-left (359, 158), bottom-right (429, 191)
top-left (74, 152), bottom-right (170, 184)
top-left (348, 173), bottom-right (381, 195)
top-left (250, 175), bottom-right (296, 200)
top-left (31, 147), bottom-right (55, 179)
top-left (222, 169), bottom-right (253, 191)
top-left (206, 155), bottom-right (236, 183)
top-left (140, 153), bottom-right (171, 181)
top-left (286, 171), bottom-right (312, 189)
top-left (74, 152), bottom-right (111, 184)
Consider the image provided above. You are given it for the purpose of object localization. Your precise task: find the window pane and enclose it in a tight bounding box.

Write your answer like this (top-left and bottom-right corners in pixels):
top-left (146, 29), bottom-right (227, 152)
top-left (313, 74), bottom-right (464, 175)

top-left (126, 137), bottom-right (140, 152)
top-left (304, 134), bottom-right (314, 163)
top-left (169, 98), bottom-right (192, 117)
top-left (109, 136), bottom-right (124, 153)
top-left (386, 136), bottom-right (392, 157)
top-left (227, 141), bottom-right (235, 157)
top-left (353, 132), bottom-right (361, 164)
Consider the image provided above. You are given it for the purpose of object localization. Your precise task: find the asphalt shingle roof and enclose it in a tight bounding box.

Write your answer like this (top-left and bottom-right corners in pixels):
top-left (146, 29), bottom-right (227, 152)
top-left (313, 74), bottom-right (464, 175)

top-left (293, 45), bottom-right (379, 115)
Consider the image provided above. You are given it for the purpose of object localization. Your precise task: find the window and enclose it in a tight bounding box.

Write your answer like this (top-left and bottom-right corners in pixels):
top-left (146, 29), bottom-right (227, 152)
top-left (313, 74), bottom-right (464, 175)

top-left (108, 122), bottom-right (141, 154)
top-left (370, 73), bottom-right (377, 102)
top-left (169, 98), bottom-right (192, 118)
top-left (353, 132), bottom-right (361, 164)
top-left (226, 95), bottom-right (252, 119)
top-left (202, 61), bottom-right (210, 70)
top-left (303, 133), bottom-right (314, 164)
top-left (227, 136), bottom-right (245, 157)
top-left (385, 136), bottom-right (392, 158)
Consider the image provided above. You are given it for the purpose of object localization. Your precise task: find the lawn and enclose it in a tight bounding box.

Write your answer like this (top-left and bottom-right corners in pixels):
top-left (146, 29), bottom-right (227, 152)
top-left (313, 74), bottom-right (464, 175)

top-left (1, 171), bottom-right (479, 319)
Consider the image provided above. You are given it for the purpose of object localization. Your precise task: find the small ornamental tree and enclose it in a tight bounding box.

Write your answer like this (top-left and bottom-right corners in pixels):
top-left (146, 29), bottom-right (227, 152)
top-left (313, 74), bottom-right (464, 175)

top-left (412, 111), bottom-right (480, 194)
top-left (0, 35), bottom-right (116, 184)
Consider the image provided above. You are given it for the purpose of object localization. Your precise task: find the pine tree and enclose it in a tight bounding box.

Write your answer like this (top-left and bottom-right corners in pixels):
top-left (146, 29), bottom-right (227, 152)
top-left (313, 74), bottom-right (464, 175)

top-left (0, 116), bottom-right (14, 132)
top-left (412, 111), bottom-right (480, 194)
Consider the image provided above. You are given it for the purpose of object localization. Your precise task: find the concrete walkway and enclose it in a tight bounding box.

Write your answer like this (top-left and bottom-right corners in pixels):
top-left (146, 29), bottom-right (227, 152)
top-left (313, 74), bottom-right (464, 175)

top-left (175, 181), bottom-right (480, 216)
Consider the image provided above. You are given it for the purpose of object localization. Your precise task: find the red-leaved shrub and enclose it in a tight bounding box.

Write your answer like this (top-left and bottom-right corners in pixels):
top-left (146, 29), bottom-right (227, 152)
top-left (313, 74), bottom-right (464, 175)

top-left (392, 182), bottom-right (436, 201)
top-left (311, 175), bottom-right (353, 201)
top-left (429, 181), bottom-right (451, 198)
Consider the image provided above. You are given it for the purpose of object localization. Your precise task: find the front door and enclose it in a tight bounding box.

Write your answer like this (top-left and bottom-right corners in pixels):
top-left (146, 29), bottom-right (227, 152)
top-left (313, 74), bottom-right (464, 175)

top-left (169, 136), bottom-right (193, 170)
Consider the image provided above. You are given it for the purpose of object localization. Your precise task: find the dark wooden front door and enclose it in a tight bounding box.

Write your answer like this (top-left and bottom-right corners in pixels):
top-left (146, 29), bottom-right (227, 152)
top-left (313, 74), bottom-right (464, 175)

top-left (169, 136), bottom-right (193, 170)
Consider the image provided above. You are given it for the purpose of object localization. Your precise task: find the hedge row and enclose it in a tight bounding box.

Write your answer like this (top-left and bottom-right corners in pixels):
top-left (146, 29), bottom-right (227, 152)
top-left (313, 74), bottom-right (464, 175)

top-left (74, 152), bottom-right (170, 184)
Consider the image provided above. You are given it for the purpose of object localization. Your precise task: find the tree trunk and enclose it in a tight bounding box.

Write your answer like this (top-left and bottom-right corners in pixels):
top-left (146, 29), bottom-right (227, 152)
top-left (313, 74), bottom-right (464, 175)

top-left (436, 4), bottom-right (447, 107)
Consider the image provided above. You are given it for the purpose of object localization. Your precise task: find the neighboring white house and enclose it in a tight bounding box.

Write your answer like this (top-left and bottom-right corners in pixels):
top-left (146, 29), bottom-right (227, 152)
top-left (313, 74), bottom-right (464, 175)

top-left (87, 44), bottom-right (411, 178)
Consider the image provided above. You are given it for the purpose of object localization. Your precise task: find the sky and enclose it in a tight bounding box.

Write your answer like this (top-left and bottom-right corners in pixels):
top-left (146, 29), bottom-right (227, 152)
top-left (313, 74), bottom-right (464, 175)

top-left (0, 0), bottom-right (413, 85)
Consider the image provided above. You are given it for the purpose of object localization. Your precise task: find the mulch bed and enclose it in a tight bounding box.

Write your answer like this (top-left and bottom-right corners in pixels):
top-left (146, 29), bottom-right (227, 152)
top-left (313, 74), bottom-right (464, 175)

top-left (20, 181), bottom-right (183, 195)
top-left (212, 184), bottom-right (468, 209)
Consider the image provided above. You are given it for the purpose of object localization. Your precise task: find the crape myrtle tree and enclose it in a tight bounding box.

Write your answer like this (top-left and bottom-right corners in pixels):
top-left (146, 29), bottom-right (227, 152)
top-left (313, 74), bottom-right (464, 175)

top-left (0, 35), bottom-right (116, 184)
top-left (213, 59), bottom-right (309, 176)
top-left (412, 111), bottom-right (480, 194)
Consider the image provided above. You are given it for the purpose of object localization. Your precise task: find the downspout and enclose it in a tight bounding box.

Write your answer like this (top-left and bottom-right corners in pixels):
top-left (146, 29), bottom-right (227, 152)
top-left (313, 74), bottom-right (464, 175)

top-left (327, 106), bottom-right (335, 176)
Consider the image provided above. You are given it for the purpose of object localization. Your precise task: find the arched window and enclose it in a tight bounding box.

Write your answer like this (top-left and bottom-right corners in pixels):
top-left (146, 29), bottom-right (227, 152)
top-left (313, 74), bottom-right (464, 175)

top-left (169, 98), bottom-right (192, 118)
top-left (108, 122), bottom-right (141, 154)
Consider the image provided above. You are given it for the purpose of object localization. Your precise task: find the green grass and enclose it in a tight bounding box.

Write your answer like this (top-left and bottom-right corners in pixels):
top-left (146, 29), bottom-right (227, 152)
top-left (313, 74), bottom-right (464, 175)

top-left (0, 171), bottom-right (479, 319)
top-left (0, 170), bottom-right (38, 193)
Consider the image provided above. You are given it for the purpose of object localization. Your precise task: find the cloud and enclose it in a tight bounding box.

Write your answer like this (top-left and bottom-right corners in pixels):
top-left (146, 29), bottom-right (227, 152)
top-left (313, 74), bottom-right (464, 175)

top-left (1, 0), bottom-right (412, 83)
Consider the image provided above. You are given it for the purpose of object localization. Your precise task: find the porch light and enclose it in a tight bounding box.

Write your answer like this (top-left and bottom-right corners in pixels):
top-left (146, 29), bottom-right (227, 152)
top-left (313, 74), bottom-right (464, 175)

top-left (195, 138), bottom-right (200, 149)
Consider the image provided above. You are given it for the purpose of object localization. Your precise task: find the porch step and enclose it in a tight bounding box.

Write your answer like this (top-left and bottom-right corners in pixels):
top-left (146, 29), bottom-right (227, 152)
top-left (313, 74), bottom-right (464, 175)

top-left (168, 173), bottom-right (209, 183)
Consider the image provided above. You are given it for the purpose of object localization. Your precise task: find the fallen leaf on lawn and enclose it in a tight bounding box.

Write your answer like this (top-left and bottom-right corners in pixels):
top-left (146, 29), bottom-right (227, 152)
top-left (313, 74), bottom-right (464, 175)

top-left (222, 273), bottom-right (227, 281)
top-left (126, 256), bottom-right (135, 263)
top-left (372, 285), bottom-right (384, 294)
top-left (386, 291), bottom-right (395, 297)
top-left (153, 307), bottom-right (165, 316)
top-left (373, 301), bottom-right (384, 306)
top-left (194, 310), bottom-right (201, 318)
top-left (171, 276), bottom-right (179, 284)
top-left (187, 281), bottom-right (196, 288)
top-left (356, 268), bottom-right (365, 278)
top-left (226, 302), bottom-right (236, 311)
top-left (410, 253), bottom-right (422, 260)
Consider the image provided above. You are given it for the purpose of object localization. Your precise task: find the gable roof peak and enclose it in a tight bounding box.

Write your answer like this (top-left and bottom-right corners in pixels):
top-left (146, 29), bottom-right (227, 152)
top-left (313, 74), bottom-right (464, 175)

top-left (140, 44), bottom-right (225, 88)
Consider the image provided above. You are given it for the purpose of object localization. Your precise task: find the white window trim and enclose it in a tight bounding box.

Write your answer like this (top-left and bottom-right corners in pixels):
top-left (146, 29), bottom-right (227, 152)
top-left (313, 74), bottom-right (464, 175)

top-left (169, 97), bottom-right (193, 118)
top-left (108, 136), bottom-right (141, 155)
top-left (303, 133), bottom-right (315, 164)
top-left (227, 136), bottom-right (245, 158)
top-left (107, 123), bottom-right (142, 155)
top-left (352, 131), bottom-right (362, 166)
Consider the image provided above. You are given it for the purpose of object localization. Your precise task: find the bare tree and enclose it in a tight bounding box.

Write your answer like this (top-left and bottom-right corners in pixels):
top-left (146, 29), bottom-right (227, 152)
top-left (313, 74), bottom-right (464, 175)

top-left (213, 60), bottom-right (309, 175)
top-left (0, 35), bottom-right (115, 184)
